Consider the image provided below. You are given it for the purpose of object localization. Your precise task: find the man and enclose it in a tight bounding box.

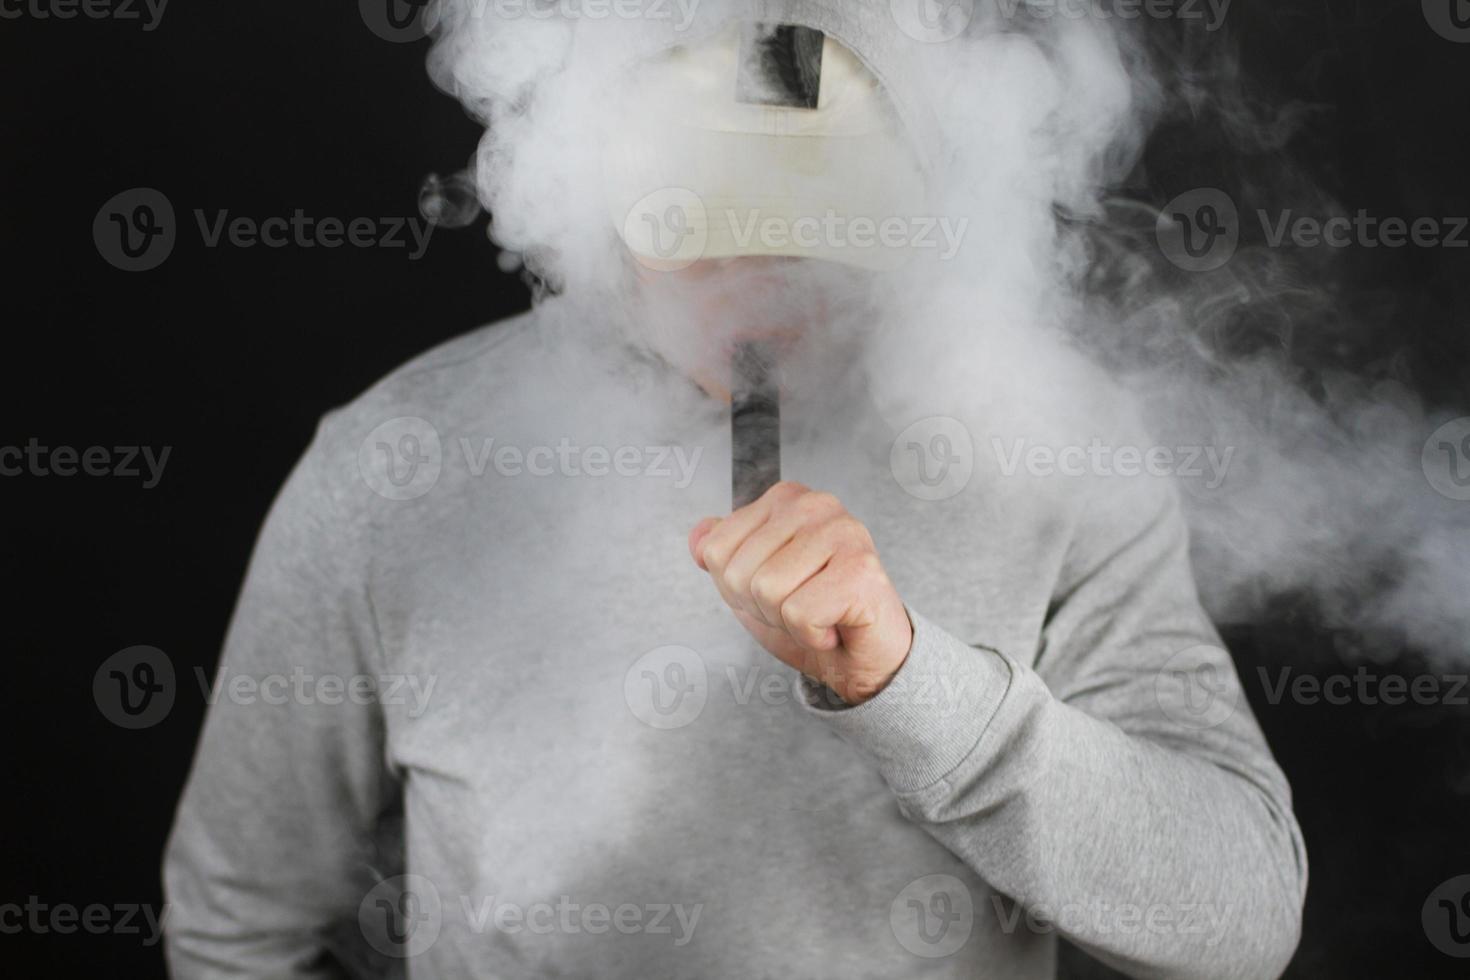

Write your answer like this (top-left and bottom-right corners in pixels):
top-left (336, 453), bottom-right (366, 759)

top-left (164, 4), bottom-right (1306, 977)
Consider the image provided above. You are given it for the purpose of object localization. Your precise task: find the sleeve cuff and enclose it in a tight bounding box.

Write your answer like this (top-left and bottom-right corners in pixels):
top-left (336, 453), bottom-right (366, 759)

top-left (798, 609), bottom-right (1013, 794)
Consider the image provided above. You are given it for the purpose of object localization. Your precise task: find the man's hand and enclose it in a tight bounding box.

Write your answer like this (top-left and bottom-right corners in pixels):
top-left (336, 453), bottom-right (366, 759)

top-left (689, 482), bottom-right (913, 705)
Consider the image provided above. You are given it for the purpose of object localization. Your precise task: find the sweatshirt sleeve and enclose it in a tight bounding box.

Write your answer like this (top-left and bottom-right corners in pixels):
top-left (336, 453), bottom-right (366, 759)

top-left (162, 417), bottom-right (403, 979)
top-left (801, 480), bottom-right (1307, 979)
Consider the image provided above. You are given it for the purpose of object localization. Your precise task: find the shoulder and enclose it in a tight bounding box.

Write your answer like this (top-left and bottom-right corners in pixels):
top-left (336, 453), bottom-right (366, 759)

top-left (295, 308), bottom-right (546, 520)
top-left (330, 308), bottom-right (540, 438)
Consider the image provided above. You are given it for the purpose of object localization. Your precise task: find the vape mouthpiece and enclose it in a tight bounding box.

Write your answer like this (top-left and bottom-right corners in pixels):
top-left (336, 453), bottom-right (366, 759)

top-left (731, 341), bottom-right (781, 509)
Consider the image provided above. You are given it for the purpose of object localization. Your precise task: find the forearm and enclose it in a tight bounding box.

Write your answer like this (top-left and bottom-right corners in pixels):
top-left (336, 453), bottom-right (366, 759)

top-left (804, 611), bottom-right (1306, 979)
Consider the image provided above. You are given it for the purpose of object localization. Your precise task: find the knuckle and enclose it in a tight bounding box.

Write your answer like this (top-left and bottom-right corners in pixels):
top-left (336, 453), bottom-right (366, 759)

top-left (796, 490), bottom-right (842, 519)
top-left (766, 480), bottom-right (808, 502)
top-left (849, 549), bottom-right (883, 578)
top-left (780, 592), bottom-right (815, 631)
top-left (749, 569), bottom-right (782, 609)
top-left (701, 536), bottom-right (733, 572)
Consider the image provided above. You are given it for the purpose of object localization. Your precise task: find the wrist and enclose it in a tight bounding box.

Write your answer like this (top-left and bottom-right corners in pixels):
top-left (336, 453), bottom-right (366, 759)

top-left (834, 605), bottom-right (914, 705)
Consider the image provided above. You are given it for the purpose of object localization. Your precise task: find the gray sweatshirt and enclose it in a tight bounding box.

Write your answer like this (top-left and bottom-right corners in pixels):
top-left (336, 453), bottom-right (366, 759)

top-left (163, 311), bottom-right (1307, 979)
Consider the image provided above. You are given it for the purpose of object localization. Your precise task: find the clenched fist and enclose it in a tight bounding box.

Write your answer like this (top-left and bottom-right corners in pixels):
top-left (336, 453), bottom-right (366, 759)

top-left (689, 482), bottom-right (913, 705)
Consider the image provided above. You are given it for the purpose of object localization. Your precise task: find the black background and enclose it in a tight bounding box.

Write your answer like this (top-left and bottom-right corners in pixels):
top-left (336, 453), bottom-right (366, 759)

top-left (2, 1), bottom-right (1467, 976)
